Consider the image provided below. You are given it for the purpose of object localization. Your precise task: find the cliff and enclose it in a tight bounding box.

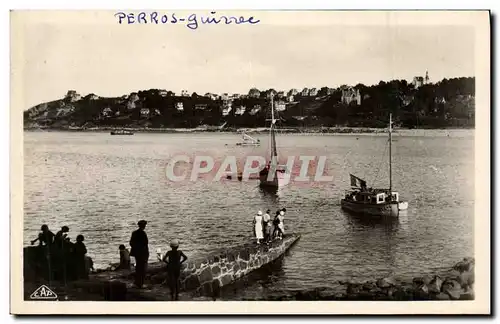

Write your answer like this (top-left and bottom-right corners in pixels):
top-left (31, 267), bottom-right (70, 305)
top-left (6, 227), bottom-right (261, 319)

top-left (24, 77), bottom-right (475, 130)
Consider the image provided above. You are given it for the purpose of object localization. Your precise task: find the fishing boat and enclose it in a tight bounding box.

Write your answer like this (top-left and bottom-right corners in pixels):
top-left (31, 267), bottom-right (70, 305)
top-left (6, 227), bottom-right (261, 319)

top-left (110, 129), bottom-right (134, 135)
top-left (236, 132), bottom-right (261, 146)
top-left (259, 94), bottom-right (287, 189)
top-left (341, 113), bottom-right (408, 217)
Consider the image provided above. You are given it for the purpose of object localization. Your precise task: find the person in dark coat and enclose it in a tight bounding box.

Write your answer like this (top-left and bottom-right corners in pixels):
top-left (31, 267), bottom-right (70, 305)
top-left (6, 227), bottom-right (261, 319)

top-left (129, 220), bottom-right (149, 288)
top-left (54, 226), bottom-right (70, 249)
top-left (73, 234), bottom-right (88, 279)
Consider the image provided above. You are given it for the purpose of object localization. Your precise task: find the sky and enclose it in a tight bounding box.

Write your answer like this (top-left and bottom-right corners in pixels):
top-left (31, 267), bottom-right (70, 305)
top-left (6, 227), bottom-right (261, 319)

top-left (13, 10), bottom-right (477, 109)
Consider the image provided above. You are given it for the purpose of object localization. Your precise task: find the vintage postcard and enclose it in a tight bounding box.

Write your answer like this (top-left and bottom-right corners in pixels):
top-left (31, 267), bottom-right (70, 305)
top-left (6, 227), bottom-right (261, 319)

top-left (10, 10), bottom-right (490, 315)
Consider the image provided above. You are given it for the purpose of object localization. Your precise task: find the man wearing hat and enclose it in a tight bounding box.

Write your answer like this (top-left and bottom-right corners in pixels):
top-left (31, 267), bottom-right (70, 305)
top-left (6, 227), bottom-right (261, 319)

top-left (129, 220), bottom-right (149, 288)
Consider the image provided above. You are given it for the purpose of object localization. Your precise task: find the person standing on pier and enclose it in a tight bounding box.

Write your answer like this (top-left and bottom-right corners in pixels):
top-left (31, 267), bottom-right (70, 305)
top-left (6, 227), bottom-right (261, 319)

top-left (54, 226), bottom-right (70, 248)
top-left (162, 239), bottom-right (188, 301)
top-left (73, 234), bottom-right (88, 279)
top-left (272, 210), bottom-right (282, 240)
top-left (129, 220), bottom-right (149, 288)
top-left (263, 209), bottom-right (271, 244)
top-left (254, 211), bottom-right (264, 245)
top-left (277, 210), bottom-right (285, 239)
top-left (31, 224), bottom-right (55, 247)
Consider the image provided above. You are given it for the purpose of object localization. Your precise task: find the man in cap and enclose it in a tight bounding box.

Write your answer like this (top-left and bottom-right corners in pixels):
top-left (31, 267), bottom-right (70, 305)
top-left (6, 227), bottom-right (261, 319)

top-left (129, 220), bottom-right (149, 288)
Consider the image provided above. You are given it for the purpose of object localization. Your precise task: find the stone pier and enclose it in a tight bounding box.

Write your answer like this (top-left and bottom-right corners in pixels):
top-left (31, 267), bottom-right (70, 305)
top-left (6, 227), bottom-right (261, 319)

top-left (24, 233), bottom-right (302, 300)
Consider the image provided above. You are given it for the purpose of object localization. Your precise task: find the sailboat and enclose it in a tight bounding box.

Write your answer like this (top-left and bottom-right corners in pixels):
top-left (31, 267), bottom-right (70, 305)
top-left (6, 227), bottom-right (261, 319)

top-left (259, 94), bottom-right (286, 189)
top-left (236, 132), bottom-right (261, 146)
top-left (341, 113), bottom-right (408, 217)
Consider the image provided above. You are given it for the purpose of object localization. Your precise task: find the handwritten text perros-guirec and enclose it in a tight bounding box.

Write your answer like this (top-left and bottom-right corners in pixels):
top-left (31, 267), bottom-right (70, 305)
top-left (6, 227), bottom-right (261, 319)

top-left (114, 12), bottom-right (261, 30)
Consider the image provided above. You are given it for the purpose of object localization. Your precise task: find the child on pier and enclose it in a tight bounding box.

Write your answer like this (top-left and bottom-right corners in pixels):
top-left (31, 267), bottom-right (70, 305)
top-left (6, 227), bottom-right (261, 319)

top-left (162, 239), bottom-right (188, 301)
top-left (118, 244), bottom-right (131, 270)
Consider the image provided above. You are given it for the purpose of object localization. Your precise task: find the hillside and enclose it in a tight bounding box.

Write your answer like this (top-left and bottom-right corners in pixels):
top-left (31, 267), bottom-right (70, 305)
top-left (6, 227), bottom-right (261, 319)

top-left (24, 77), bottom-right (475, 130)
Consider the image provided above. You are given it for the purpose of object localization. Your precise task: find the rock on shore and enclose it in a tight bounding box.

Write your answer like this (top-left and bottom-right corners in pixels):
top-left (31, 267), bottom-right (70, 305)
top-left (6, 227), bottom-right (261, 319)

top-left (237, 257), bottom-right (475, 301)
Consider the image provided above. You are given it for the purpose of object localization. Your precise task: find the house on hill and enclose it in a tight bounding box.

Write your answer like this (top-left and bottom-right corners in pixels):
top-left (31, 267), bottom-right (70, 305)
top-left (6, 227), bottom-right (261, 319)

top-left (65, 90), bottom-right (81, 102)
top-left (140, 108), bottom-right (150, 117)
top-left (341, 87), bottom-right (362, 105)
top-left (275, 101), bottom-right (287, 112)
top-left (412, 71), bottom-right (430, 89)
top-left (308, 88), bottom-right (318, 96)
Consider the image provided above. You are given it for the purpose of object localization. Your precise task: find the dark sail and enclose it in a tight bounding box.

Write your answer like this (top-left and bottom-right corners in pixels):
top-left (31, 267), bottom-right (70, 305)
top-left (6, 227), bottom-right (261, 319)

top-left (350, 174), bottom-right (367, 188)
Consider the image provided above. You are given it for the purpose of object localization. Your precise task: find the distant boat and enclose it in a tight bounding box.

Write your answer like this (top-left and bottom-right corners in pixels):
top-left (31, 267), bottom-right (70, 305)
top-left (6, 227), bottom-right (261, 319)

top-left (259, 94), bottom-right (287, 189)
top-left (341, 113), bottom-right (409, 217)
top-left (236, 132), bottom-right (260, 146)
top-left (110, 130), bottom-right (134, 135)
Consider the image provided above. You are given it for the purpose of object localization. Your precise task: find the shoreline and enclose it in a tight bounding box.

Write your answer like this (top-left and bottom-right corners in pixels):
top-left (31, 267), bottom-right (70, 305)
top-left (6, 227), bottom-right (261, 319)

top-left (24, 126), bottom-right (475, 135)
top-left (23, 257), bottom-right (474, 301)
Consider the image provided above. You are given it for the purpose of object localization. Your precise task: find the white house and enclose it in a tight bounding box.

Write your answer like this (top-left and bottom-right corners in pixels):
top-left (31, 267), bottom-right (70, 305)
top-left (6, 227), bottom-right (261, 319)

top-left (308, 88), bottom-right (318, 96)
top-left (235, 106), bottom-right (246, 115)
top-left (102, 107), bottom-right (113, 117)
top-left (412, 71), bottom-right (430, 89)
top-left (175, 102), bottom-right (184, 111)
top-left (275, 101), bottom-right (286, 112)
top-left (341, 87), bottom-right (362, 105)
top-left (140, 108), bottom-right (150, 117)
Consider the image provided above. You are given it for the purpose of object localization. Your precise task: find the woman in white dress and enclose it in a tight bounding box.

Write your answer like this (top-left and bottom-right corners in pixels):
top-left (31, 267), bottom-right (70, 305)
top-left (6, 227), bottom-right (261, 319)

top-left (254, 211), bottom-right (264, 244)
top-left (277, 210), bottom-right (285, 239)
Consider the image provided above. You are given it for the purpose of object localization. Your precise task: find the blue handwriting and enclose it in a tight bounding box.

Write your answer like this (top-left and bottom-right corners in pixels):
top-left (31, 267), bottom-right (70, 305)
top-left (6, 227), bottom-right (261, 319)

top-left (114, 11), bottom-right (261, 30)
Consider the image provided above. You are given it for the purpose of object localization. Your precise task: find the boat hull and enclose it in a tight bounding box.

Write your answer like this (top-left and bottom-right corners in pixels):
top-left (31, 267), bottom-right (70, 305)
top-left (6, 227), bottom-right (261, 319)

top-left (110, 132), bottom-right (133, 135)
top-left (341, 199), bottom-right (399, 217)
top-left (259, 170), bottom-right (287, 188)
top-left (236, 143), bottom-right (260, 146)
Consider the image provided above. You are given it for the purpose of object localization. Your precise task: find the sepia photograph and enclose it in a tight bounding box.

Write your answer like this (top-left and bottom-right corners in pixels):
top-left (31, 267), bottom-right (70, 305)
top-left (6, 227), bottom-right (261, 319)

top-left (10, 9), bottom-right (490, 315)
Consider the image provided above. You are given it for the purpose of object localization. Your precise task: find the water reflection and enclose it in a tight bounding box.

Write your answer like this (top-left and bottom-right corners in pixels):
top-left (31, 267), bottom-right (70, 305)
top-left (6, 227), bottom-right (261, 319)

top-left (258, 186), bottom-right (280, 203)
top-left (346, 212), bottom-right (401, 231)
top-left (341, 211), bottom-right (400, 279)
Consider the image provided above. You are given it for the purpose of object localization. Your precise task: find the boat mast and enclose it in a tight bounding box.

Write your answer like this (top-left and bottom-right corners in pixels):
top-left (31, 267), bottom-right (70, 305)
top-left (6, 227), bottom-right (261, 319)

top-left (389, 112), bottom-right (392, 195)
top-left (270, 93), bottom-right (278, 161)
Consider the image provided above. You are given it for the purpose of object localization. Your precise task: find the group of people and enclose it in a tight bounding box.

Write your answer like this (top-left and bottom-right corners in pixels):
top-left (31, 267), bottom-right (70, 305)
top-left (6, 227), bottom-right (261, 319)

top-left (253, 208), bottom-right (286, 245)
top-left (124, 220), bottom-right (187, 301)
top-left (30, 224), bottom-right (92, 281)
